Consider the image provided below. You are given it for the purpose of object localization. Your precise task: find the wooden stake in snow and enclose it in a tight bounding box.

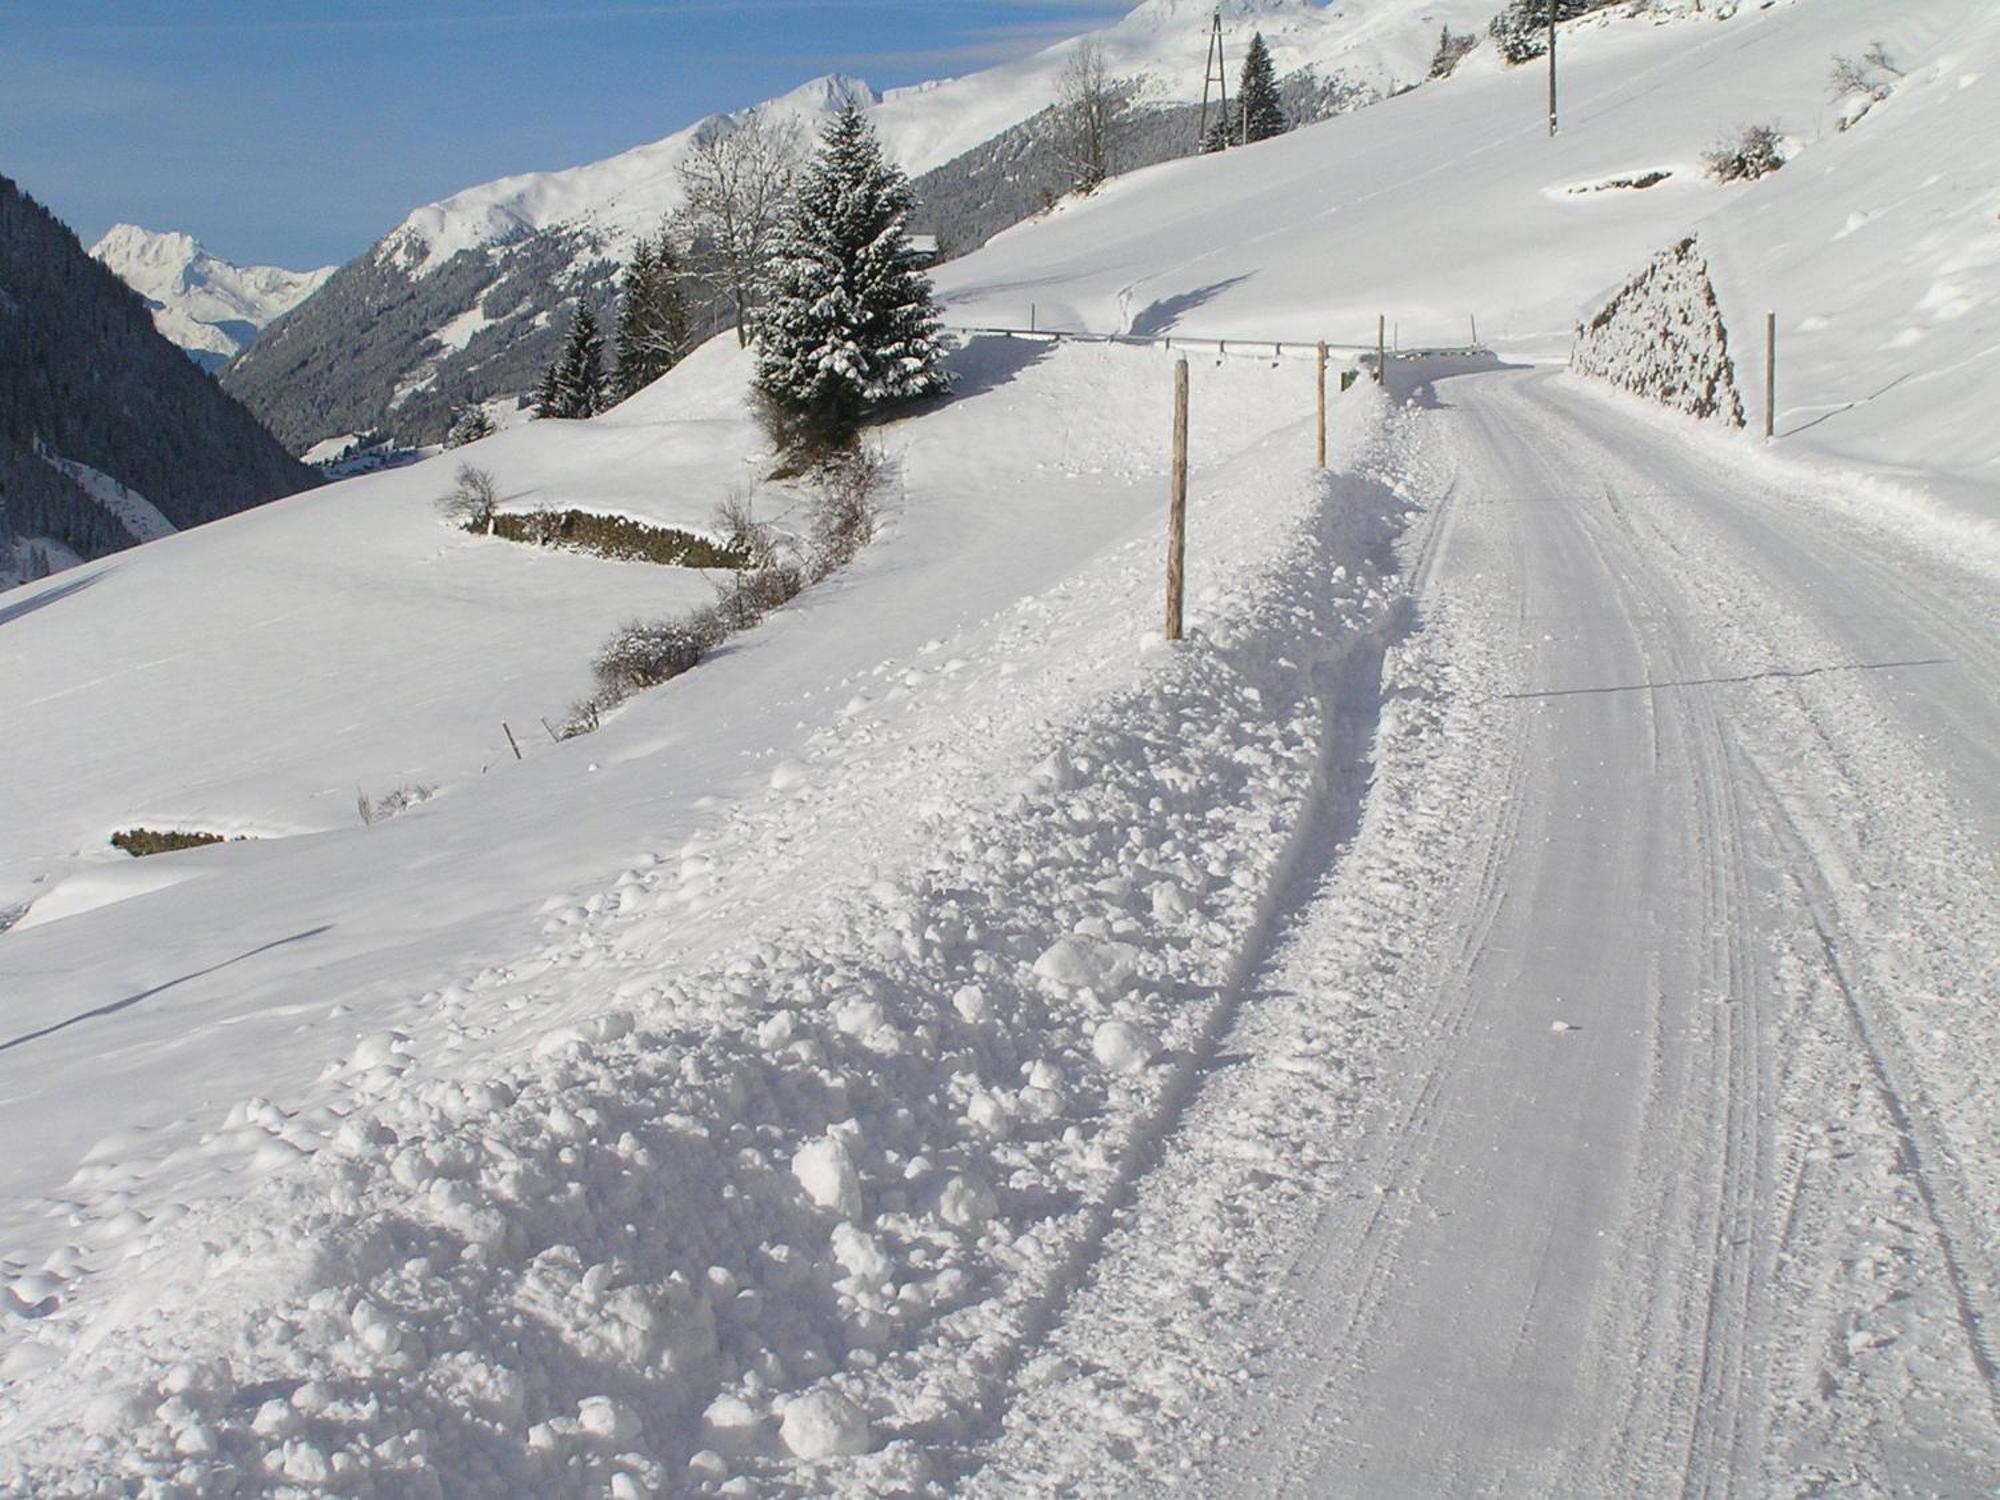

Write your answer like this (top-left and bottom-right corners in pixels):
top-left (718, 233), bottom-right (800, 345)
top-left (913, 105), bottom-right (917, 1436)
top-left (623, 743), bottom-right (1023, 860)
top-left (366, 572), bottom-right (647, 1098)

top-left (1376, 315), bottom-right (1386, 383)
top-left (1548, 0), bottom-right (1559, 138)
top-left (1315, 342), bottom-right (1328, 469)
top-left (1166, 358), bottom-right (1189, 642)
top-left (1765, 311), bottom-right (1777, 440)
top-left (503, 722), bottom-right (523, 761)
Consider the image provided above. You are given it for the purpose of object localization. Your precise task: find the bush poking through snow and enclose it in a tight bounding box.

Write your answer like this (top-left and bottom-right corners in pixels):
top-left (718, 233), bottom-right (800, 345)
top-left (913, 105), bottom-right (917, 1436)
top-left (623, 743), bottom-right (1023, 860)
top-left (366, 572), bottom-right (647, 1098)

top-left (357, 783), bottom-right (436, 827)
top-left (1829, 44), bottom-right (1901, 131)
top-left (556, 692), bottom-right (611, 741)
top-left (437, 464), bottom-right (500, 534)
top-left (1702, 123), bottom-right (1785, 183)
top-left (807, 443), bottom-right (889, 580)
top-left (1429, 26), bottom-right (1477, 80)
top-left (592, 620), bottom-right (710, 699)
top-left (714, 562), bottom-right (805, 633)
top-left (567, 453), bottom-right (889, 734)
top-left (712, 487), bottom-right (778, 570)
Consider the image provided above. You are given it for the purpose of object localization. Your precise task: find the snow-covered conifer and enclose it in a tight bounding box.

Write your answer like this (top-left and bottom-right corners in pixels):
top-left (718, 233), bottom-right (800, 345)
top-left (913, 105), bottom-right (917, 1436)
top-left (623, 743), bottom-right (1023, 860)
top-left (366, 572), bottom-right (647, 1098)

top-left (1238, 33), bottom-right (1286, 144)
top-left (614, 233), bottom-right (693, 401)
top-left (753, 106), bottom-right (949, 455)
top-left (444, 403), bottom-right (496, 448)
top-left (538, 304), bottom-right (612, 420)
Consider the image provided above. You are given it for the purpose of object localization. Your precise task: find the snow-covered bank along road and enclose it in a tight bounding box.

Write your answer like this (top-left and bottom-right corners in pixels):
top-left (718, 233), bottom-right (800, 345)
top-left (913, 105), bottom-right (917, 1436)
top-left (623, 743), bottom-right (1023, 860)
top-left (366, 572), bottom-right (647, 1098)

top-left (0, 352), bottom-right (1435, 1496)
top-left (968, 365), bottom-right (2000, 1496)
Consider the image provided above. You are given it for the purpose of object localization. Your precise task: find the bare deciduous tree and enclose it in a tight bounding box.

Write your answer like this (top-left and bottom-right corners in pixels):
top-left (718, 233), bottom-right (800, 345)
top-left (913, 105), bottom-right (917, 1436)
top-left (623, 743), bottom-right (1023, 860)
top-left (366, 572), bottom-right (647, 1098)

top-left (437, 463), bottom-right (500, 533)
top-left (1058, 39), bottom-right (1122, 194)
top-left (674, 113), bottom-right (803, 346)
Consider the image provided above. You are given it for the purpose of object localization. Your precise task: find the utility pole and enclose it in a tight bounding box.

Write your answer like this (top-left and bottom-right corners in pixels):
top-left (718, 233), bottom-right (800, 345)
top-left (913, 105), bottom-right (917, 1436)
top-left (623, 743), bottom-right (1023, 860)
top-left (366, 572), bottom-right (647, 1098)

top-left (1548, 0), bottom-right (1559, 137)
top-left (1199, 12), bottom-right (1229, 152)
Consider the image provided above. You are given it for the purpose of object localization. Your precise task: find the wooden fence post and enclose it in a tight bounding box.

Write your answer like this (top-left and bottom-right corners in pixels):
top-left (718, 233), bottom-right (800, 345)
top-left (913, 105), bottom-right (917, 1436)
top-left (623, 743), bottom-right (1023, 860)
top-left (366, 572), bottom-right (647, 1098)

top-left (1315, 342), bottom-right (1328, 469)
top-left (1376, 315), bottom-right (1386, 383)
top-left (1166, 358), bottom-right (1189, 642)
top-left (1764, 311), bottom-right (1776, 441)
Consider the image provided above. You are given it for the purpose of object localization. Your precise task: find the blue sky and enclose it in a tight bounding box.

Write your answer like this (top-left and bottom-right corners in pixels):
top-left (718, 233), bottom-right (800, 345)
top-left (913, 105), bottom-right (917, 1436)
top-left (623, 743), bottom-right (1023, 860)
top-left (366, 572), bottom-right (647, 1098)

top-left (2, 1), bottom-right (1127, 270)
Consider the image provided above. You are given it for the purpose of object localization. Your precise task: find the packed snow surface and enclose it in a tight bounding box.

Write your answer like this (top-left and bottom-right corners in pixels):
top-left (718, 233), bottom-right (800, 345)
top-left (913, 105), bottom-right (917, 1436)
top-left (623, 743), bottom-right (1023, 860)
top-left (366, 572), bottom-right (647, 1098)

top-left (5, 0), bottom-right (1999, 1493)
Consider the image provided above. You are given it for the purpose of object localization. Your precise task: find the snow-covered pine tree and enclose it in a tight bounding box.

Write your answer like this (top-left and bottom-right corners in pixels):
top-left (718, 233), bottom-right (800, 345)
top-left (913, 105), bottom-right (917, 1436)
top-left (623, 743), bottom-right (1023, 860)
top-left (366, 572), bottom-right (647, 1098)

top-left (614, 232), bottom-right (693, 401)
top-left (445, 402), bottom-right (496, 447)
top-left (754, 106), bottom-right (950, 456)
top-left (1238, 33), bottom-right (1286, 144)
top-left (1488, 0), bottom-right (1609, 66)
top-left (539, 304), bottom-right (612, 420)
top-left (532, 360), bottom-right (563, 421)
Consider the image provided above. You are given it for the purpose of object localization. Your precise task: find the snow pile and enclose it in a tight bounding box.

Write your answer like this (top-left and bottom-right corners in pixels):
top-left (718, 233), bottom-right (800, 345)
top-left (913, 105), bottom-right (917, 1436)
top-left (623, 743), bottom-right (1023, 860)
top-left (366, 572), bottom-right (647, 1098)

top-left (1573, 236), bottom-right (1746, 423)
top-left (91, 224), bottom-right (336, 367)
top-left (0, 373), bottom-right (1418, 1494)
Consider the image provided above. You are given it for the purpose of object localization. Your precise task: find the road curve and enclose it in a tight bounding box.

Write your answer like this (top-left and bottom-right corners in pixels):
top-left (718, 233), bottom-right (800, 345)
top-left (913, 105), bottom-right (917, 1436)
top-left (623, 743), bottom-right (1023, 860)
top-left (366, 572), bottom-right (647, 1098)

top-left (965, 366), bottom-right (2000, 1497)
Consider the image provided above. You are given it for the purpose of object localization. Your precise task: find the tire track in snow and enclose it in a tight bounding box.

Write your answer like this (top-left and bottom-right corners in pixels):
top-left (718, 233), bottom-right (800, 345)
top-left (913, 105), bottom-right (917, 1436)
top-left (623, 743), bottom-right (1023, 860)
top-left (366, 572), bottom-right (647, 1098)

top-left (1528, 372), bottom-right (2000, 1483)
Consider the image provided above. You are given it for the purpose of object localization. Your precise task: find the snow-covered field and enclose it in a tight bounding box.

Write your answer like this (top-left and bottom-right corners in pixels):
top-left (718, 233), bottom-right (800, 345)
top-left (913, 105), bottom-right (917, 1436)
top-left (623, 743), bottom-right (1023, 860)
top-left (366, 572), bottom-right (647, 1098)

top-left (5, 0), bottom-right (1998, 1493)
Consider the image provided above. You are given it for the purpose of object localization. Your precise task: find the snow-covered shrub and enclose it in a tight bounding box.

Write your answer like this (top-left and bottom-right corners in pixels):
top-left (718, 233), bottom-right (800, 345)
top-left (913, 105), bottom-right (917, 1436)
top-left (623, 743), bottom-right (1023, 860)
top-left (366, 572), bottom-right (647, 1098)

top-left (1429, 26), bottom-right (1478, 80)
top-left (711, 487), bottom-right (778, 569)
top-left (715, 562), bottom-right (805, 632)
top-left (1487, 0), bottom-right (1613, 66)
top-left (1572, 236), bottom-right (1746, 424)
top-left (437, 463), bottom-right (498, 533)
top-left (555, 691), bottom-right (611, 740)
top-left (592, 619), bottom-right (709, 698)
top-left (1702, 123), bottom-right (1784, 182)
top-left (807, 443), bottom-right (888, 579)
top-left (1829, 43), bottom-right (1901, 131)
top-left (357, 783), bottom-right (436, 827)
top-left (443, 404), bottom-right (495, 448)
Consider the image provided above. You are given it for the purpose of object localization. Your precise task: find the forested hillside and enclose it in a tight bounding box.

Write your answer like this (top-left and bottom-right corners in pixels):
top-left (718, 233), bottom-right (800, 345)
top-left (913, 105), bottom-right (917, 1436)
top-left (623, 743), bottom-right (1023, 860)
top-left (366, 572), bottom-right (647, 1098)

top-left (0, 176), bottom-right (315, 580)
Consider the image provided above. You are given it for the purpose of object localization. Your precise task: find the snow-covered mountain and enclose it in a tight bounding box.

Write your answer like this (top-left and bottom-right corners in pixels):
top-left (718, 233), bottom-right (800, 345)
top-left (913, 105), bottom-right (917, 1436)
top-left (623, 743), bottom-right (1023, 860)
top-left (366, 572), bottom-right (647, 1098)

top-left (222, 0), bottom-right (1496, 455)
top-left (90, 223), bottom-right (336, 371)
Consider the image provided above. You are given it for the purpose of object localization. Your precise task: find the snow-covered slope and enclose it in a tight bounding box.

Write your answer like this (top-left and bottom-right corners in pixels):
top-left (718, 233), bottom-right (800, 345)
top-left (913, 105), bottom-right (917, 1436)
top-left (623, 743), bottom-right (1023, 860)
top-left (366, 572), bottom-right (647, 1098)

top-left (221, 0), bottom-right (1495, 454)
top-left (935, 0), bottom-right (1999, 513)
top-left (91, 224), bottom-right (336, 370)
top-left (4, 0), bottom-right (1998, 1491)
top-left (380, 1), bottom-right (1486, 282)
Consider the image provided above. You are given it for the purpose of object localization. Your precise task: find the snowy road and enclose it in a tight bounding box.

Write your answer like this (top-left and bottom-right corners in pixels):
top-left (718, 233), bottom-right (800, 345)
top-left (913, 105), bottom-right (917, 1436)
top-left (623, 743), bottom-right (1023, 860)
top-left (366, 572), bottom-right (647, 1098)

top-left (970, 367), bottom-right (2000, 1496)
